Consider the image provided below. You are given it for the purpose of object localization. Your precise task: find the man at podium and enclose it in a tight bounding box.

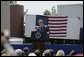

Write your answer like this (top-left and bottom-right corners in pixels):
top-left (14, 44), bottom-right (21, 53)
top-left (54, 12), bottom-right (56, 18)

top-left (31, 19), bottom-right (49, 41)
top-left (36, 19), bottom-right (49, 32)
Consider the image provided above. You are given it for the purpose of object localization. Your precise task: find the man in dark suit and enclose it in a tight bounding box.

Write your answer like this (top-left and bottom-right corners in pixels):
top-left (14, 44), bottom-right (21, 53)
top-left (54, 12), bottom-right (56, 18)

top-left (34, 19), bottom-right (49, 40)
top-left (36, 19), bottom-right (49, 32)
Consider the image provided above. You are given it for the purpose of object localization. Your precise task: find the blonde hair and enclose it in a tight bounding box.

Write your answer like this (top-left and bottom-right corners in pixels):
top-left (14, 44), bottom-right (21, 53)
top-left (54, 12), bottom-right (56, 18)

top-left (28, 53), bottom-right (37, 56)
top-left (56, 50), bottom-right (65, 56)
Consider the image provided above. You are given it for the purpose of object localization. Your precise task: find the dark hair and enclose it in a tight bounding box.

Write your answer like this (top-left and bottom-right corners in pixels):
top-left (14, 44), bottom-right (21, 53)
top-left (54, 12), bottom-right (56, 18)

top-left (34, 49), bottom-right (41, 56)
top-left (44, 52), bottom-right (51, 56)
top-left (1, 30), bottom-right (9, 41)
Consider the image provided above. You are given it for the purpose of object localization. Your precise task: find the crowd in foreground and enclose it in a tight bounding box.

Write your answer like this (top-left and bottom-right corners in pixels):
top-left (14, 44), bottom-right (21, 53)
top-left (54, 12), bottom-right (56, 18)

top-left (1, 30), bottom-right (83, 56)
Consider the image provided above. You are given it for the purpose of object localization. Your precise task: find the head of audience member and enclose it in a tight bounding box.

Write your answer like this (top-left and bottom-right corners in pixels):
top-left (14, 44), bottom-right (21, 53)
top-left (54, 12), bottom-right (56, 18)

top-left (42, 49), bottom-right (53, 56)
top-left (1, 29), bottom-right (9, 44)
top-left (1, 29), bottom-right (9, 39)
top-left (23, 47), bottom-right (29, 56)
top-left (28, 52), bottom-right (37, 56)
top-left (55, 50), bottom-right (65, 56)
top-left (15, 49), bottom-right (24, 56)
top-left (1, 50), bottom-right (7, 56)
top-left (1, 30), bottom-right (9, 51)
top-left (34, 49), bottom-right (41, 56)
top-left (49, 49), bottom-right (54, 56)
top-left (68, 50), bottom-right (83, 56)
top-left (1, 47), bottom-right (17, 56)
top-left (68, 50), bottom-right (75, 56)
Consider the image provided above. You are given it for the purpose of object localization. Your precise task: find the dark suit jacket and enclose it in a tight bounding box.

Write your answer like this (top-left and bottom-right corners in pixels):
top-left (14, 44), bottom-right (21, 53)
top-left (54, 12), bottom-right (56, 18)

top-left (37, 25), bottom-right (49, 32)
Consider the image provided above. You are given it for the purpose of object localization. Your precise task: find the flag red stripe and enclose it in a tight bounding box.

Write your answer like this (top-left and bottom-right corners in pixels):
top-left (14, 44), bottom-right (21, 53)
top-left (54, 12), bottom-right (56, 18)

top-left (48, 16), bottom-right (68, 18)
top-left (50, 31), bottom-right (66, 33)
top-left (49, 32), bottom-right (67, 34)
top-left (49, 26), bottom-right (67, 28)
top-left (48, 18), bottom-right (67, 20)
top-left (49, 27), bottom-right (66, 29)
top-left (48, 25), bottom-right (67, 26)
top-left (48, 17), bottom-right (68, 38)
top-left (48, 23), bottom-right (67, 25)
top-left (49, 34), bottom-right (66, 35)
top-left (49, 28), bottom-right (67, 31)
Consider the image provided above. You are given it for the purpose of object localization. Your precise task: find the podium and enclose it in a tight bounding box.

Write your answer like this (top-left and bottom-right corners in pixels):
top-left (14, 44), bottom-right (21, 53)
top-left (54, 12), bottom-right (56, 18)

top-left (31, 31), bottom-right (49, 50)
top-left (31, 31), bottom-right (49, 41)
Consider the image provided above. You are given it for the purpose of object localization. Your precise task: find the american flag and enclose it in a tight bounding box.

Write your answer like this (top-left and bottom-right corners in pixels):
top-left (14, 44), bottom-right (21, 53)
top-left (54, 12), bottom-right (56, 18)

top-left (48, 16), bottom-right (68, 39)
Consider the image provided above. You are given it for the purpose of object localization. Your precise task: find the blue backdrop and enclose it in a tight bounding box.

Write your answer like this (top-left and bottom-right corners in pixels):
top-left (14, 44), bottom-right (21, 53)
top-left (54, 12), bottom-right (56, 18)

top-left (11, 44), bottom-right (83, 55)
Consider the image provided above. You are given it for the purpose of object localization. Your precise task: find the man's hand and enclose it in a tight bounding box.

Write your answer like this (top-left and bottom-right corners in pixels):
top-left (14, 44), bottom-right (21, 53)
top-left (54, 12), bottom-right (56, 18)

top-left (47, 32), bottom-right (49, 34)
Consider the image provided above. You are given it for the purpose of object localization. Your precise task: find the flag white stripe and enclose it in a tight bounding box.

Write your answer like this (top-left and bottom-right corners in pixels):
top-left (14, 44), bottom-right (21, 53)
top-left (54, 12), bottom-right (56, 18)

top-left (48, 17), bottom-right (68, 39)
top-left (49, 34), bottom-right (66, 36)
top-left (48, 21), bottom-right (67, 23)
top-left (49, 37), bottom-right (66, 39)
top-left (50, 31), bottom-right (66, 33)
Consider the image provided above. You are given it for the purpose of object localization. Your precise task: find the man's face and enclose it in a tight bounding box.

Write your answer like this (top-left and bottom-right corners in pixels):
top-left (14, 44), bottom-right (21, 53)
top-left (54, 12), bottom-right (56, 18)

top-left (39, 22), bottom-right (43, 25)
top-left (38, 20), bottom-right (44, 26)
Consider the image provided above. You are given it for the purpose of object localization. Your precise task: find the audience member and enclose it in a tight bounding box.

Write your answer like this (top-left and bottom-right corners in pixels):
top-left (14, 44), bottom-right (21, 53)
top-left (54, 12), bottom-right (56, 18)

top-left (1, 30), bottom-right (17, 56)
top-left (34, 49), bottom-right (41, 56)
top-left (42, 49), bottom-right (53, 56)
top-left (15, 49), bottom-right (24, 56)
top-left (28, 53), bottom-right (37, 56)
top-left (23, 47), bottom-right (29, 56)
top-left (55, 50), bottom-right (65, 56)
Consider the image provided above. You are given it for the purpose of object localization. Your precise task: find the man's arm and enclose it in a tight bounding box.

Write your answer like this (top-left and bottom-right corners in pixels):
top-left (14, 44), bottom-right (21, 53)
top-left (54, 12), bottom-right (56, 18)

top-left (45, 25), bottom-right (49, 32)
